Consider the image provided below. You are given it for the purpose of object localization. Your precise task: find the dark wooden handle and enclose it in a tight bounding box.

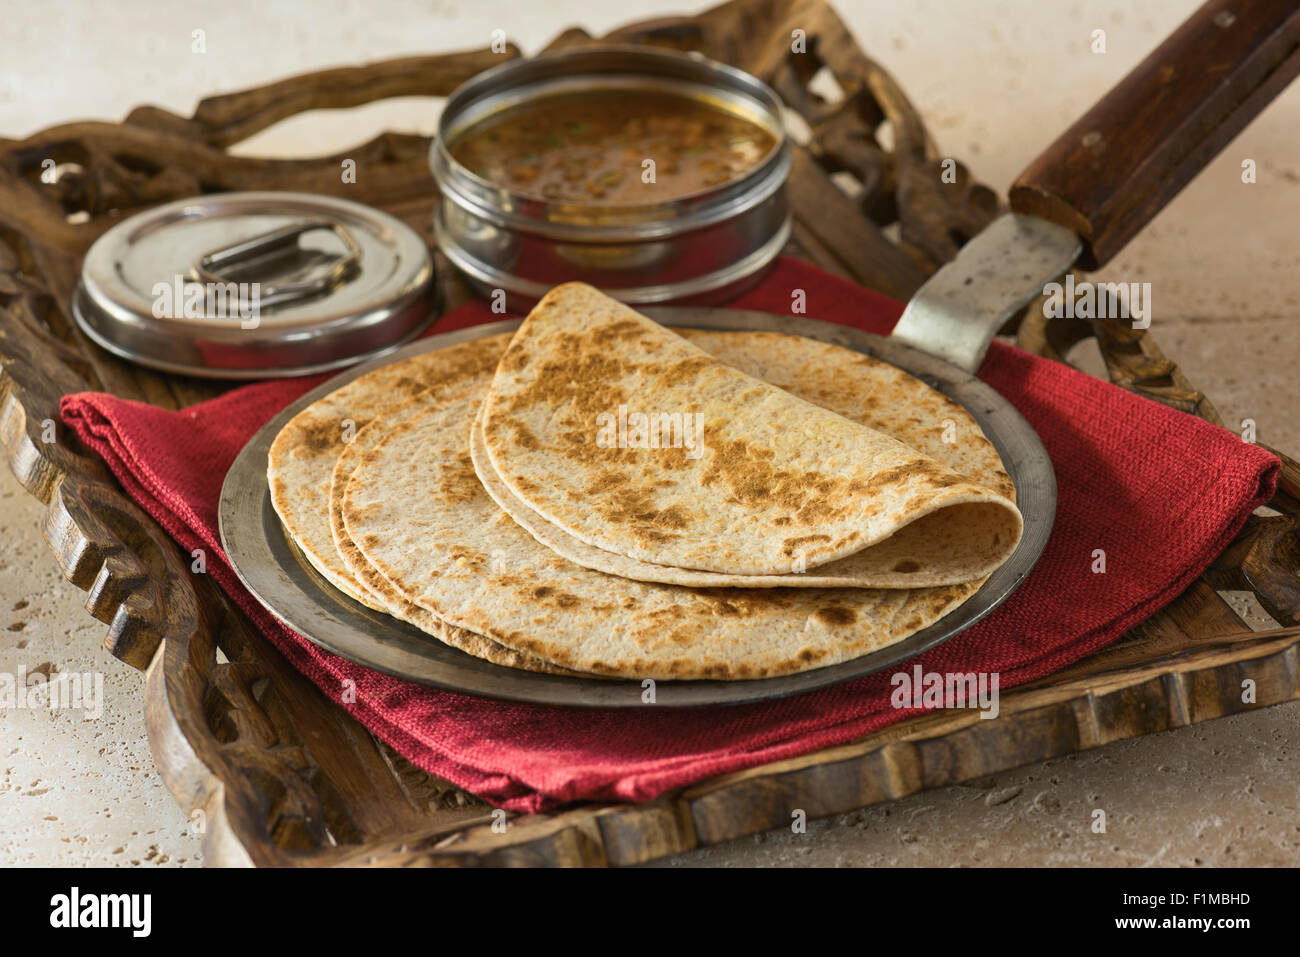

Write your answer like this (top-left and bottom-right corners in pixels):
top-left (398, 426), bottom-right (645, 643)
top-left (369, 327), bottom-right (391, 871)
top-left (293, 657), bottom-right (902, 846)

top-left (1010, 0), bottom-right (1300, 270)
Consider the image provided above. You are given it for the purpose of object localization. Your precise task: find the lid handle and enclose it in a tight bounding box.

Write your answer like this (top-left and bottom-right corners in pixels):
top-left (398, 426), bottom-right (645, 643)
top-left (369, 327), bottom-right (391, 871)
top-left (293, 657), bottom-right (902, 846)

top-left (193, 219), bottom-right (363, 307)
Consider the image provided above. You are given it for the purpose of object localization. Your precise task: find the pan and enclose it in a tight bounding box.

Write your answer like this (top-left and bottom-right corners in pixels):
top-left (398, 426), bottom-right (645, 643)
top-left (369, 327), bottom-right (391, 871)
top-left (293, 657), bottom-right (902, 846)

top-left (219, 308), bottom-right (1054, 708)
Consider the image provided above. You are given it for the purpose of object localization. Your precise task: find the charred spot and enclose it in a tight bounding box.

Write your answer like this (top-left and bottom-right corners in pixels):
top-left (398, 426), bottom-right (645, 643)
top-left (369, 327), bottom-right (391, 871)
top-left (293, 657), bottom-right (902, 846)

top-left (587, 318), bottom-right (645, 345)
top-left (438, 452), bottom-right (484, 504)
top-left (530, 585), bottom-right (581, 608)
top-left (701, 438), bottom-right (846, 520)
top-left (813, 605), bottom-right (856, 626)
top-left (585, 469), bottom-right (630, 494)
top-left (299, 417), bottom-right (342, 453)
top-left (654, 354), bottom-right (714, 386)
top-left (499, 346), bottom-right (529, 373)
top-left (782, 533), bottom-right (831, 556)
top-left (596, 487), bottom-right (692, 542)
top-left (447, 545), bottom-right (487, 571)
top-left (507, 422), bottom-right (540, 450)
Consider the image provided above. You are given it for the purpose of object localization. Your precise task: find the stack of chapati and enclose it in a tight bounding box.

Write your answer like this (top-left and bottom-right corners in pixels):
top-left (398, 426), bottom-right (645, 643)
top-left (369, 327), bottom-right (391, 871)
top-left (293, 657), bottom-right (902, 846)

top-left (268, 283), bottom-right (1022, 680)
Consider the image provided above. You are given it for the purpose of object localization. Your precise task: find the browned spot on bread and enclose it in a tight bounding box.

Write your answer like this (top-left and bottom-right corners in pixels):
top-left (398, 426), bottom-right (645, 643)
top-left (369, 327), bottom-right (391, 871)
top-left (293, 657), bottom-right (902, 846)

top-left (527, 584), bottom-right (581, 609)
top-left (847, 459), bottom-right (953, 496)
top-left (498, 345), bottom-right (529, 373)
top-left (439, 452), bottom-right (484, 505)
top-left (813, 605), bottom-right (856, 626)
top-left (701, 439), bottom-right (849, 520)
top-left (297, 417), bottom-right (341, 453)
top-left (893, 559), bottom-right (921, 573)
top-left (428, 336), bottom-right (513, 386)
top-left (506, 422), bottom-right (539, 450)
top-left (592, 486), bottom-right (693, 545)
top-left (585, 469), bottom-right (629, 494)
top-left (586, 317), bottom-right (645, 345)
top-left (782, 533), bottom-right (831, 557)
top-left (655, 354), bottom-right (713, 386)
top-left (446, 545), bottom-right (487, 570)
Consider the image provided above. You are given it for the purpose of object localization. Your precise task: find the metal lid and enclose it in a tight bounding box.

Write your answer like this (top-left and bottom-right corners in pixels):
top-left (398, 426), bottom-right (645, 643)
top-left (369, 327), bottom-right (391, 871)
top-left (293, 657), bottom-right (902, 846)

top-left (73, 191), bottom-right (436, 379)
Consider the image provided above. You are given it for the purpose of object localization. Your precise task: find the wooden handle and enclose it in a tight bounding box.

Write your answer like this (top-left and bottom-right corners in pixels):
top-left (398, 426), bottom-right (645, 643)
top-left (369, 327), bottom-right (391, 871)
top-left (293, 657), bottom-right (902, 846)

top-left (1010, 0), bottom-right (1300, 270)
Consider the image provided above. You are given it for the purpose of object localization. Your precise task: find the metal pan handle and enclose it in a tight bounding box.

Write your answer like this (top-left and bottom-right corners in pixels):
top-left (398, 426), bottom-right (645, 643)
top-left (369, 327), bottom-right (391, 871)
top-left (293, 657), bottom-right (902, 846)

top-left (890, 214), bottom-right (1081, 374)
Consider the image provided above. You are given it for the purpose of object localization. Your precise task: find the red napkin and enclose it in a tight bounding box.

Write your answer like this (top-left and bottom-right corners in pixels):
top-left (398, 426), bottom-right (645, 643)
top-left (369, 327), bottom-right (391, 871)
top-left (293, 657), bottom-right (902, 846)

top-left (61, 258), bottom-right (1279, 812)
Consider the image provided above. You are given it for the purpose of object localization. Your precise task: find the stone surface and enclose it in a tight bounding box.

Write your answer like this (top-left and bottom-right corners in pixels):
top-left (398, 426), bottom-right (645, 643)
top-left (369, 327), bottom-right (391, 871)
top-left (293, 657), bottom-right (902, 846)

top-left (654, 705), bottom-right (1300, 867)
top-left (1, 0), bottom-right (1297, 867)
top-left (0, 471), bottom-right (201, 867)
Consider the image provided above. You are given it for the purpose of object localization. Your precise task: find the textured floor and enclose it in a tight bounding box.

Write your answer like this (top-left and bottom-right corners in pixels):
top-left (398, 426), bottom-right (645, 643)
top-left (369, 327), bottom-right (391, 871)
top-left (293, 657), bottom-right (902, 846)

top-left (2, 0), bottom-right (1297, 866)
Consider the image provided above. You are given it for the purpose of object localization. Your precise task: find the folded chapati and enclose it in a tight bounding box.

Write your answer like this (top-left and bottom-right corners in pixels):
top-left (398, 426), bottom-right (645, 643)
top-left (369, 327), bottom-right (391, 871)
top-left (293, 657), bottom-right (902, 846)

top-left (343, 382), bottom-right (977, 681)
top-left (273, 302), bottom-right (1023, 680)
top-left (344, 380), bottom-right (981, 680)
top-left (479, 283), bottom-right (1022, 587)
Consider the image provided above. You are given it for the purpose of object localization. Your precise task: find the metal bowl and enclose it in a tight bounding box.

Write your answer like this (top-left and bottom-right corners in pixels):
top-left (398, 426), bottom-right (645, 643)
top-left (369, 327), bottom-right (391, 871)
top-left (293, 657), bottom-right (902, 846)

top-left (430, 46), bottom-right (793, 310)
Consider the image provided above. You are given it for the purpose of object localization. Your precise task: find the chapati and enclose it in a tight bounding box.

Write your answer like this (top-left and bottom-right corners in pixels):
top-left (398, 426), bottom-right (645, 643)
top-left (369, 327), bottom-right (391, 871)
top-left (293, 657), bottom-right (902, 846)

top-left (480, 283), bottom-right (1022, 586)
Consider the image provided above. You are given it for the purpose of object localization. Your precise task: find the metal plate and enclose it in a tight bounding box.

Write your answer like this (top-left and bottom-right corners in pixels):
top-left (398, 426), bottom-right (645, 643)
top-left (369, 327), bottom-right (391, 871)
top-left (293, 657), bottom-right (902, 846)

top-left (219, 309), bottom-right (1056, 708)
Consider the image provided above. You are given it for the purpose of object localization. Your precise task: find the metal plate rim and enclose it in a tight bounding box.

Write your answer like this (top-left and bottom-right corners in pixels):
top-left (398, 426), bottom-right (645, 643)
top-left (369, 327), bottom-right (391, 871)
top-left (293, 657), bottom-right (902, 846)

top-left (219, 309), bottom-right (1056, 709)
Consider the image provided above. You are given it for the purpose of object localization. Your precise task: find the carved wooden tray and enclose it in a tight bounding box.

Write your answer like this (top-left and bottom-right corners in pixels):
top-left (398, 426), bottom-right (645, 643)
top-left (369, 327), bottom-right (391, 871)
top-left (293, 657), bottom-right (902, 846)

top-left (3, 0), bottom-right (1299, 866)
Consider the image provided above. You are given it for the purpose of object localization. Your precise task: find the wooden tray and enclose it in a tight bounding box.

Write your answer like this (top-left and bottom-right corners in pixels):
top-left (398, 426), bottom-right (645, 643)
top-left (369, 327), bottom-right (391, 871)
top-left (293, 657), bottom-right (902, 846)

top-left (3, 0), bottom-right (1299, 866)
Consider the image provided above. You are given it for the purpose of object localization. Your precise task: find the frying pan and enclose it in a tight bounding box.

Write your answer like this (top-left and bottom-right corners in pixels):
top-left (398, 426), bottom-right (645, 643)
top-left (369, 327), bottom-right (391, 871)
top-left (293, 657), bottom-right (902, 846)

top-left (220, 0), bottom-right (1300, 706)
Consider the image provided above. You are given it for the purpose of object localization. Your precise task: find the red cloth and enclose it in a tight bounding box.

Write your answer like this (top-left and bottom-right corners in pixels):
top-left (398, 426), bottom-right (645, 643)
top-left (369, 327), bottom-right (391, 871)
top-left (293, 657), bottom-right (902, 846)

top-left (60, 258), bottom-right (1279, 812)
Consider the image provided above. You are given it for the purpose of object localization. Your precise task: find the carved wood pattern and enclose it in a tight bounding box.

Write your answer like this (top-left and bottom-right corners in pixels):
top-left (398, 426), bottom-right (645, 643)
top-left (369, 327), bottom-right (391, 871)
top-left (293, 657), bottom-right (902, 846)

top-left (1, 0), bottom-right (1297, 866)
